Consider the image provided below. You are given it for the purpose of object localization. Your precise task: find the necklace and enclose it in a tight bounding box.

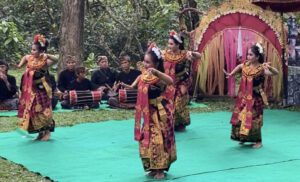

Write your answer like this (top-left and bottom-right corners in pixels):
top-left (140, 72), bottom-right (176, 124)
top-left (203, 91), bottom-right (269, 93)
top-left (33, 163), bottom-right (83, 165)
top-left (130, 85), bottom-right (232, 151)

top-left (27, 55), bottom-right (47, 70)
top-left (164, 50), bottom-right (187, 63)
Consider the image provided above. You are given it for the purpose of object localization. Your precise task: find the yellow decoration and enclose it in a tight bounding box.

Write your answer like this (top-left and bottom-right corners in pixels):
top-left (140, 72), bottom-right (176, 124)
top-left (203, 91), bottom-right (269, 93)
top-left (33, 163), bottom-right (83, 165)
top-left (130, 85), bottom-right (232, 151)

top-left (141, 72), bottom-right (159, 84)
top-left (195, 32), bottom-right (224, 95)
top-left (163, 50), bottom-right (187, 63)
top-left (193, 0), bottom-right (284, 50)
top-left (27, 55), bottom-right (47, 70)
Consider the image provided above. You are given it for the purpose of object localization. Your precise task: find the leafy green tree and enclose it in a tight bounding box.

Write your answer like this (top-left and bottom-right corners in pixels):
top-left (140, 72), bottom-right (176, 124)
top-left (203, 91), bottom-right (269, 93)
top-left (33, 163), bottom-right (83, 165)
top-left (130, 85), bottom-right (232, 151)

top-left (0, 0), bottom-right (224, 69)
top-left (0, 20), bottom-right (27, 64)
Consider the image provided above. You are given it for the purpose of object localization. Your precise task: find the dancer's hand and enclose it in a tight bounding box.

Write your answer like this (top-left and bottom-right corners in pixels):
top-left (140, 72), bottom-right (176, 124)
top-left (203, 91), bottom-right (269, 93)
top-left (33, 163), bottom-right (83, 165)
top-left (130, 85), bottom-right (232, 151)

top-left (187, 51), bottom-right (201, 61)
top-left (147, 68), bottom-right (159, 76)
top-left (120, 82), bottom-right (132, 89)
top-left (120, 82), bottom-right (127, 87)
top-left (262, 62), bottom-right (271, 71)
top-left (187, 51), bottom-right (193, 61)
top-left (223, 69), bottom-right (231, 78)
top-left (120, 82), bottom-right (130, 88)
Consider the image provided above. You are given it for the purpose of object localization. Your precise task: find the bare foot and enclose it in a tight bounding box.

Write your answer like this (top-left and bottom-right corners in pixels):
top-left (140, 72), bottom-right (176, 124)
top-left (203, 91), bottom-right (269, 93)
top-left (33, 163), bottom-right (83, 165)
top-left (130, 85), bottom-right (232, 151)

top-left (35, 132), bottom-right (44, 141)
top-left (154, 171), bottom-right (165, 180)
top-left (147, 170), bottom-right (156, 177)
top-left (40, 131), bottom-right (51, 141)
top-left (252, 142), bottom-right (262, 149)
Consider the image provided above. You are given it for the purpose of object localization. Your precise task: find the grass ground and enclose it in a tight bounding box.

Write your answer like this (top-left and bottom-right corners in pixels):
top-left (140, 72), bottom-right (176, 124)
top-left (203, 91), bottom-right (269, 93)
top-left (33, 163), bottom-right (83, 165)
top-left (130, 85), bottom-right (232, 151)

top-left (1, 70), bottom-right (299, 181)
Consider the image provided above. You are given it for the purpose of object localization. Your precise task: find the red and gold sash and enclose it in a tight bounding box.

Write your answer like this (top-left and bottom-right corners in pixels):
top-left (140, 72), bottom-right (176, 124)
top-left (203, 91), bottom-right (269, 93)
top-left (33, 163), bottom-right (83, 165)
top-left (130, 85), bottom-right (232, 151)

top-left (162, 50), bottom-right (187, 110)
top-left (163, 50), bottom-right (187, 80)
top-left (230, 62), bottom-right (264, 130)
top-left (134, 72), bottom-right (159, 148)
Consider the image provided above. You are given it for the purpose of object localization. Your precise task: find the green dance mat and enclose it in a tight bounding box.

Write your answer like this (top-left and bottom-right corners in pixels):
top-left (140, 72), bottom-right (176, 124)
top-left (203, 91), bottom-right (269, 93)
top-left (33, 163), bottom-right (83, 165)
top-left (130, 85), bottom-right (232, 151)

top-left (0, 110), bottom-right (300, 182)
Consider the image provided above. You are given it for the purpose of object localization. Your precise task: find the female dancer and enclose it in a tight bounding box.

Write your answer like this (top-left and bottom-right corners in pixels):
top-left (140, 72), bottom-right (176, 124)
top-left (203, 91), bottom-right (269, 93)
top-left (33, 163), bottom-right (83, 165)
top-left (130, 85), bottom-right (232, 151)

top-left (163, 30), bottom-right (201, 131)
top-left (122, 44), bottom-right (176, 179)
top-left (18, 34), bottom-right (58, 141)
top-left (224, 43), bottom-right (279, 148)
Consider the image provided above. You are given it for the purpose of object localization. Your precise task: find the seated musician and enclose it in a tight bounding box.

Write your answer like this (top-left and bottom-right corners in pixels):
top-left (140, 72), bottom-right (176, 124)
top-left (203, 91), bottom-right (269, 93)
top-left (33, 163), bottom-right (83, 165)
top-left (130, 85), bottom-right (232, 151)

top-left (91, 56), bottom-right (118, 100)
top-left (61, 66), bottom-right (100, 109)
top-left (116, 55), bottom-right (141, 86)
top-left (57, 55), bottom-right (77, 93)
top-left (108, 55), bottom-right (141, 109)
top-left (0, 60), bottom-right (18, 110)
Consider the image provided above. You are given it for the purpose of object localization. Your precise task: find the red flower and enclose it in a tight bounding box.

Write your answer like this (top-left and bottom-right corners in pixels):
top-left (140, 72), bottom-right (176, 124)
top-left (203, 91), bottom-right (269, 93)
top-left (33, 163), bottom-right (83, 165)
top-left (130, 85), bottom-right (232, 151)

top-left (33, 34), bottom-right (46, 47)
top-left (169, 30), bottom-right (177, 37)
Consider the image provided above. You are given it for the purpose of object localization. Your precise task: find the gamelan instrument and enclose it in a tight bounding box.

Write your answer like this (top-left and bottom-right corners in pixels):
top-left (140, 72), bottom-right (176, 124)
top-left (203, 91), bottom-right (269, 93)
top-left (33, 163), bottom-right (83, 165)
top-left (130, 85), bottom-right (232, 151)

top-left (69, 90), bottom-right (102, 106)
top-left (118, 89), bottom-right (137, 103)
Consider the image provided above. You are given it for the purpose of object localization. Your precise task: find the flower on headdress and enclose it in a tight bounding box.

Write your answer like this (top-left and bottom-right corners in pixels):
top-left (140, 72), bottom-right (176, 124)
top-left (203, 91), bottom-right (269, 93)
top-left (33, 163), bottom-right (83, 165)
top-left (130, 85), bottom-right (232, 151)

top-left (148, 42), bottom-right (156, 50)
top-left (33, 34), bottom-right (46, 47)
top-left (169, 30), bottom-right (177, 37)
top-left (169, 30), bottom-right (183, 44)
top-left (147, 42), bottom-right (161, 59)
top-left (256, 43), bottom-right (263, 54)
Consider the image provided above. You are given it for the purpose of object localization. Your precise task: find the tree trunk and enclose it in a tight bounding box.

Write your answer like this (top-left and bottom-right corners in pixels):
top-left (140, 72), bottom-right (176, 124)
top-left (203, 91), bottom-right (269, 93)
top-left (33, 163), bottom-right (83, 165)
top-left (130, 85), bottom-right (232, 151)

top-left (58, 0), bottom-right (85, 72)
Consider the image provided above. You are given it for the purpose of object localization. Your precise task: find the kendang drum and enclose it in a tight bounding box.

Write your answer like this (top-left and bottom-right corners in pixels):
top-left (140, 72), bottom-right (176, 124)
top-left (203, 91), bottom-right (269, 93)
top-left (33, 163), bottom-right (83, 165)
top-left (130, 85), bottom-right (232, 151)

top-left (69, 90), bottom-right (102, 106)
top-left (118, 89), bottom-right (137, 103)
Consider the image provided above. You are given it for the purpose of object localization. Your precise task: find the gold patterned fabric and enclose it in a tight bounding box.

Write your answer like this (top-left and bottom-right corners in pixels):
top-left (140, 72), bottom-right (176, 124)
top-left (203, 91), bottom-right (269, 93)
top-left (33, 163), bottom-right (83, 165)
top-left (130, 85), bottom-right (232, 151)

top-left (139, 97), bottom-right (176, 171)
top-left (163, 50), bottom-right (191, 130)
top-left (230, 62), bottom-right (265, 142)
top-left (231, 97), bottom-right (263, 142)
top-left (174, 86), bottom-right (191, 129)
top-left (135, 72), bottom-right (177, 171)
top-left (18, 55), bottom-right (55, 133)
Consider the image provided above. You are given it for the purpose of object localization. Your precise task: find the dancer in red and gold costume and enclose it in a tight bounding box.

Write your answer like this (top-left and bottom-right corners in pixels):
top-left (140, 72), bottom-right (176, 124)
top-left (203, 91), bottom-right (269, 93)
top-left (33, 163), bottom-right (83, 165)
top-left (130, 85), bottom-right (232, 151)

top-left (162, 30), bottom-right (201, 131)
top-left (224, 43), bottom-right (279, 149)
top-left (18, 34), bottom-right (58, 141)
top-left (122, 44), bottom-right (176, 179)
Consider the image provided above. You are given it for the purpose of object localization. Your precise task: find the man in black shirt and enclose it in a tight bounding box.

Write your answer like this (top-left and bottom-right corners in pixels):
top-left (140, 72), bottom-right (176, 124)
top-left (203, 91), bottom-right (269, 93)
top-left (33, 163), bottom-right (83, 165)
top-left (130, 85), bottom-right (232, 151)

top-left (57, 55), bottom-right (77, 92)
top-left (115, 55), bottom-right (141, 86)
top-left (0, 60), bottom-right (18, 110)
top-left (69, 67), bottom-right (94, 91)
top-left (61, 67), bottom-right (99, 109)
top-left (108, 55), bottom-right (141, 109)
top-left (91, 56), bottom-right (118, 100)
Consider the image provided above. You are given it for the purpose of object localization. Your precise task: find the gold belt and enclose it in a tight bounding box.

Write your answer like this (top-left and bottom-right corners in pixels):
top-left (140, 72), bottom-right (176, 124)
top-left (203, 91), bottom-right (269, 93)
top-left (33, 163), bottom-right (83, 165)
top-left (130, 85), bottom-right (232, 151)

top-left (253, 86), bottom-right (268, 106)
top-left (176, 70), bottom-right (187, 78)
top-left (149, 96), bottom-right (167, 122)
top-left (34, 76), bottom-right (52, 98)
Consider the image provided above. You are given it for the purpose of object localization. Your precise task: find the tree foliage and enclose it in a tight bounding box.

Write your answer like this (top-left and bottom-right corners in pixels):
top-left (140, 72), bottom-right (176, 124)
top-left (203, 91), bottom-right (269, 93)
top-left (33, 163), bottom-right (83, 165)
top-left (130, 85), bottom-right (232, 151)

top-left (0, 20), bottom-right (26, 63)
top-left (0, 0), bottom-right (224, 68)
top-left (0, 0), bottom-right (62, 64)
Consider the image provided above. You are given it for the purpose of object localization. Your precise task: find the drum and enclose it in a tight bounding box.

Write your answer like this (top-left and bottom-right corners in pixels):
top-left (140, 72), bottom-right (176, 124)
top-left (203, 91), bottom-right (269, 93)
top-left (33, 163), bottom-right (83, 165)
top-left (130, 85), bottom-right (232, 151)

top-left (118, 89), bottom-right (137, 103)
top-left (69, 90), bottom-right (102, 106)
